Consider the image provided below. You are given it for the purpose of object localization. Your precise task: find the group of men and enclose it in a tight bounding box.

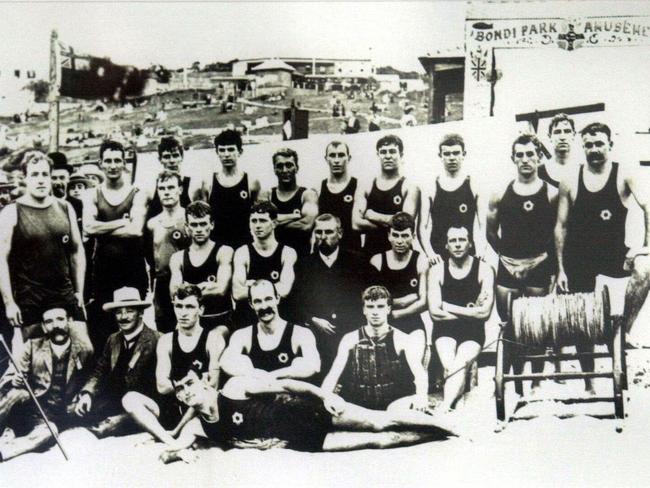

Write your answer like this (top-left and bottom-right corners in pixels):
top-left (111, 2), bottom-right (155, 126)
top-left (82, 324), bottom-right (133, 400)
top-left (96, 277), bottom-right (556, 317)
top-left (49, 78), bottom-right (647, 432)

top-left (0, 114), bottom-right (649, 462)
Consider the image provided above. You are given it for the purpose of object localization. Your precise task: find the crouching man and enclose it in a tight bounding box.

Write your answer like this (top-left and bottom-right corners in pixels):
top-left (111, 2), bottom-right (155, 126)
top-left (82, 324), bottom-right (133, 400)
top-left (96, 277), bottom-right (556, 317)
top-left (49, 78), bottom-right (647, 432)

top-left (72, 287), bottom-right (160, 437)
top-left (0, 306), bottom-right (93, 462)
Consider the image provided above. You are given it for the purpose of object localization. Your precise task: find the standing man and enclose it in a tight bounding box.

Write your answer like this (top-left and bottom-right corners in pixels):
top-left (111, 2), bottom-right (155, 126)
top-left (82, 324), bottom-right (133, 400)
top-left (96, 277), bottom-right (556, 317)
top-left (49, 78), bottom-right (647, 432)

top-left (353, 135), bottom-right (419, 258)
top-left (344, 106), bottom-right (361, 134)
top-left (0, 306), bottom-right (93, 462)
top-left (169, 201), bottom-right (234, 331)
top-left (122, 284), bottom-right (227, 445)
top-left (73, 288), bottom-right (160, 437)
top-left (262, 148), bottom-right (318, 257)
top-left (317, 141), bottom-right (361, 254)
top-left (539, 113), bottom-right (577, 188)
top-left (232, 201), bottom-right (297, 328)
top-left (145, 136), bottom-right (192, 222)
top-left (371, 212), bottom-right (429, 361)
top-left (49, 152), bottom-right (73, 199)
top-left (0, 151), bottom-right (87, 348)
top-left (192, 129), bottom-right (260, 248)
top-left (146, 171), bottom-right (189, 333)
top-left (486, 134), bottom-right (558, 389)
top-left (221, 279), bottom-right (320, 380)
top-left (419, 134), bottom-right (482, 263)
top-left (428, 227), bottom-right (494, 411)
top-left (322, 286), bottom-right (429, 412)
top-left (290, 214), bottom-right (369, 373)
top-left (556, 122), bottom-right (650, 382)
top-left (83, 140), bottom-right (148, 350)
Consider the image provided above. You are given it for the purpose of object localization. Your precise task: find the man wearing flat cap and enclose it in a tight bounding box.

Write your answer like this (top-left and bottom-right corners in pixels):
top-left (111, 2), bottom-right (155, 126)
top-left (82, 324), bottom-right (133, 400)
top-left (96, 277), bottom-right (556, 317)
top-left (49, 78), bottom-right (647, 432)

top-left (72, 287), bottom-right (160, 437)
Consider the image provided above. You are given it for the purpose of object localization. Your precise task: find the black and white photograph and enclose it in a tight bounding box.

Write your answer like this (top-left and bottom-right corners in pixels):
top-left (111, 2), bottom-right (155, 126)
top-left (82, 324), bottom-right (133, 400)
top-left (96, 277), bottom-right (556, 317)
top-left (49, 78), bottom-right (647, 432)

top-left (1, 1), bottom-right (650, 486)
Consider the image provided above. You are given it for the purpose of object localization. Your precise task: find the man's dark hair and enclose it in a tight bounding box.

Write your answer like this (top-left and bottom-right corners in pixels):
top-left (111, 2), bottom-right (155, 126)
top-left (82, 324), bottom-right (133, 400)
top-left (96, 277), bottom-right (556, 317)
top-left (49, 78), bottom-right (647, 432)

top-left (213, 129), bottom-right (243, 152)
top-left (376, 134), bottom-right (404, 155)
top-left (362, 285), bottom-right (393, 307)
top-left (250, 200), bottom-right (278, 221)
top-left (272, 147), bottom-right (299, 166)
top-left (248, 279), bottom-right (279, 303)
top-left (547, 113), bottom-right (576, 137)
top-left (173, 283), bottom-right (203, 305)
top-left (580, 122), bottom-right (612, 142)
top-left (446, 225), bottom-right (470, 241)
top-left (324, 141), bottom-right (350, 158)
top-left (19, 151), bottom-right (52, 176)
top-left (157, 170), bottom-right (182, 188)
top-left (158, 136), bottom-right (184, 159)
top-left (390, 212), bottom-right (415, 232)
top-left (511, 134), bottom-right (543, 157)
top-left (99, 140), bottom-right (125, 161)
top-left (186, 201), bottom-right (212, 221)
top-left (439, 133), bottom-right (465, 153)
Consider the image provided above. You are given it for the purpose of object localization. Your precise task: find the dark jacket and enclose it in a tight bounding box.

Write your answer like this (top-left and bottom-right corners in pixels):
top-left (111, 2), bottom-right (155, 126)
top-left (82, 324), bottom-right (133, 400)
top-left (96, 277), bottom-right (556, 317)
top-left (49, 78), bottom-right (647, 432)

top-left (82, 325), bottom-right (161, 399)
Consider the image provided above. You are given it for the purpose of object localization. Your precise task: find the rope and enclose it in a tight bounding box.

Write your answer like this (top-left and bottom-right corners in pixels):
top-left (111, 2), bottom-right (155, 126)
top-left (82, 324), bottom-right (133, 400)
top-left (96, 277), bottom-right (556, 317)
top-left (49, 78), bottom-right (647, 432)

top-left (511, 292), bottom-right (609, 347)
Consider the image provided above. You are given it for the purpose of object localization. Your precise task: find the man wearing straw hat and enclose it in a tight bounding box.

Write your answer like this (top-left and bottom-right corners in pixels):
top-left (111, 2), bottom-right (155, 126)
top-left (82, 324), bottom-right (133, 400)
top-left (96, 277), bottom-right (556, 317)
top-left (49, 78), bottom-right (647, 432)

top-left (0, 306), bottom-right (93, 462)
top-left (72, 287), bottom-right (160, 438)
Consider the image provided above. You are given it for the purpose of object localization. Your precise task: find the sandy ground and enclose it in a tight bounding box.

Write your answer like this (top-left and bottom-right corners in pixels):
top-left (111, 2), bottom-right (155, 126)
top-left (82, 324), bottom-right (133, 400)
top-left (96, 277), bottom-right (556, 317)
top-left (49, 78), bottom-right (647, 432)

top-left (2, 348), bottom-right (650, 488)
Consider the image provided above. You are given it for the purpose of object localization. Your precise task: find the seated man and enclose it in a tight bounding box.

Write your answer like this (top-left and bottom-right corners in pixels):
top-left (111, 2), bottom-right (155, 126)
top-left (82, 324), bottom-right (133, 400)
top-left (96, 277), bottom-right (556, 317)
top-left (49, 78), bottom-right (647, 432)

top-left (0, 306), bottom-right (93, 462)
top-left (322, 286), bottom-right (428, 412)
top-left (157, 370), bottom-right (459, 460)
top-left (221, 279), bottom-right (320, 380)
top-left (428, 227), bottom-right (494, 411)
top-left (72, 287), bottom-right (160, 437)
top-left (122, 284), bottom-right (227, 445)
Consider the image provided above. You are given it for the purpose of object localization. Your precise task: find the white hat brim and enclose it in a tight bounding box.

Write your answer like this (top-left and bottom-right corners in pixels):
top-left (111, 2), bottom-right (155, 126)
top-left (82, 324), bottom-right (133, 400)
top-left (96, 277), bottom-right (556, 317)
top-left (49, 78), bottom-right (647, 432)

top-left (102, 300), bottom-right (150, 311)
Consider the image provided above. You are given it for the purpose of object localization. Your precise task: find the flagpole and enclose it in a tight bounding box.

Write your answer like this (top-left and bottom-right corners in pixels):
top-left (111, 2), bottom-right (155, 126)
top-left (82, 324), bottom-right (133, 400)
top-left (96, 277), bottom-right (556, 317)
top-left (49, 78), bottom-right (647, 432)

top-left (48, 29), bottom-right (60, 152)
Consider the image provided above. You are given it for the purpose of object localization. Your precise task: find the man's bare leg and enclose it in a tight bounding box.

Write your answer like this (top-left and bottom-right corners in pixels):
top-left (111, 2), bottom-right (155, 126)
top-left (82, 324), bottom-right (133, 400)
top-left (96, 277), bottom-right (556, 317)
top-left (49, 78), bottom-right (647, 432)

top-left (441, 340), bottom-right (481, 410)
top-left (323, 430), bottom-right (440, 451)
top-left (409, 329), bottom-right (427, 365)
top-left (122, 392), bottom-right (176, 445)
top-left (0, 423), bottom-right (55, 462)
top-left (624, 255), bottom-right (650, 341)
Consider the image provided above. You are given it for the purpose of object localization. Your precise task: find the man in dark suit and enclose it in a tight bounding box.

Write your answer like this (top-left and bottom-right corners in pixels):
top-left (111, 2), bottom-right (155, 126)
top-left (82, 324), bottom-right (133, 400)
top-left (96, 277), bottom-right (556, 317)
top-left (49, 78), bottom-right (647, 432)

top-left (289, 213), bottom-right (369, 375)
top-left (0, 306), bottom-right (93, 462)
top-left (72, 287), bottom-right (160, 438)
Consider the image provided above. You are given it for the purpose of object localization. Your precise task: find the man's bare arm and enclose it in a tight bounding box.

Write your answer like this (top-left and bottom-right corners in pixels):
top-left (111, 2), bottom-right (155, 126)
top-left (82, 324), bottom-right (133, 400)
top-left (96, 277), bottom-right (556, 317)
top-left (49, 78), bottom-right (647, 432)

top-left (284, 189), bottom-right (319, 231)
top-left (276, 247), bottom-right (297, 298)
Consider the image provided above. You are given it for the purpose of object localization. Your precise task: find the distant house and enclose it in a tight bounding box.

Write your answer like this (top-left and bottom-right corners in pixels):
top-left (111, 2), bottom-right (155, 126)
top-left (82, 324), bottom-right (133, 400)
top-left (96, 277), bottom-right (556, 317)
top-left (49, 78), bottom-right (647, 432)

top-left (251, 59), bottom-right (295, 96)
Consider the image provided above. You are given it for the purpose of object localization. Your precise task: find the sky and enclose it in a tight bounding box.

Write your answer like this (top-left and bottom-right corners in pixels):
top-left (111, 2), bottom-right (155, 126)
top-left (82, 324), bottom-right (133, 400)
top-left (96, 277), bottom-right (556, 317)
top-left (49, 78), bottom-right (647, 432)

top-left (0, 1), bottom-right (467, 77)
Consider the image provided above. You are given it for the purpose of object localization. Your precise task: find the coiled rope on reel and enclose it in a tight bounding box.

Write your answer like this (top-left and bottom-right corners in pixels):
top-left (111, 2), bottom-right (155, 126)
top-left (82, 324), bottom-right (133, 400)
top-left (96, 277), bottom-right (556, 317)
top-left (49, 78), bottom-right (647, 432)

top-left (511, 289), bottom-right (611, 347)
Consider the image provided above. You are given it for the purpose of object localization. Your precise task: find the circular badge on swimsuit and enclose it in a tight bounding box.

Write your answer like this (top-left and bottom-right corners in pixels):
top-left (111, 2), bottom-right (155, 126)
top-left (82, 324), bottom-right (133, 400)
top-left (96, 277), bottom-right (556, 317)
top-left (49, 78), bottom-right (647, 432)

top-left (410, 278), bottom-right (418, 288)
top-left (459, 203), bottom-right (468, 214)
top-left (600, 209), bottom-right (612, 221)
top-left (393, 195), bottom-right (403, 206)
top-left (240, 190), bottom-right (249, 200)
top-left (62, 234), bottom-right (70, 244)
top-left (278, 352), bottom-right (289, 364)
top-left (331, 313), bottom-right (337, 320)
top-left (270, 270), bottom-right (280, 281)
top-left (123, 212), bottom-right (130, 219)
top-left (207, 274), bottom-right (217, 283)
top-left (293, 209), bottom-right (301, 216)
top-left (232, 412), bottom-right (244, 426)
top-left (343, 194), bottom-right (353, 203)
top-left (172, 230), bottom-right (183, 241)
top-left (467, 302), bottom-right (476, 308)
top-left (522, 200), bottom-right (534, 212)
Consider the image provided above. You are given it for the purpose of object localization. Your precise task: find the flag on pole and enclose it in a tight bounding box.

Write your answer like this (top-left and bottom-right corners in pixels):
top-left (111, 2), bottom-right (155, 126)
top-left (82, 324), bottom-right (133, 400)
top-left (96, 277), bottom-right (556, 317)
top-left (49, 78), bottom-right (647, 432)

top-left (57, 41), bottom-right (149, 101)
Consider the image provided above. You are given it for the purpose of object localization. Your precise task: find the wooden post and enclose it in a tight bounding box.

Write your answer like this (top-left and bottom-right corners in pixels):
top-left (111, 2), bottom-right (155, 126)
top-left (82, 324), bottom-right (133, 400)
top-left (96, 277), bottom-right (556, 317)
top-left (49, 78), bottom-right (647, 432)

top-left (48, 29), bottom-right (60, 152)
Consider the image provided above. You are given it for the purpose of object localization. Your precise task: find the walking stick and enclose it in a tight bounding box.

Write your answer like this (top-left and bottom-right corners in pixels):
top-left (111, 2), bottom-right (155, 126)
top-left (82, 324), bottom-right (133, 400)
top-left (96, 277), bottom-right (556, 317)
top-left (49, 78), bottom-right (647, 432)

top-left (0, 336), bottom-right (69, 461)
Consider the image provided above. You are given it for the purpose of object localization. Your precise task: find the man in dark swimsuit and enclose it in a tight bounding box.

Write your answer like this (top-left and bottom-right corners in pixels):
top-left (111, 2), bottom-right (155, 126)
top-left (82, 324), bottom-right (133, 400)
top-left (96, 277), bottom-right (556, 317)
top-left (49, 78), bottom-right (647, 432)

top-left (83, 140), bottom-right (148, 350)
top-left (221, 279), bottom-right (320, 381)
top-left (322, 286), bottom-right (429, 412)
top-left (232, 201), bottom-right (297, 329)
top-left (419, 133), bottom-right (482, 263)
top-left (122, 284), bottom-right (227, 444)
top-left (428, 226), bottom-right (494, 411)
top-left (169, 201), bottom-right (233, 331)
top-left (0, 151), bottom-right (88, 353)
top-left (353, 135), bottom-right (419, 258)
top-left (261, 147), bottom-right (318, 257)
top-left (370, 212), bottom-right (429, 362)
top-left (193, 129), bottom-right (260, 248)
top-left (555, 122), bottom-right (650, 389)
top-left (486, 134), bottom-right (558, 391)
top-left (318, 141), bottom-right (361, 254)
